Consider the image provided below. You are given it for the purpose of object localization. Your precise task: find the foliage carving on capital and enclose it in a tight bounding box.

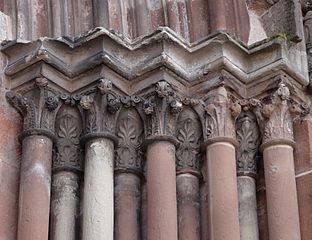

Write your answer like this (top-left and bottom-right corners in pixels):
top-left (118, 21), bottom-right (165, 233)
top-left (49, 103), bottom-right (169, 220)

top-left (176, 108), bottom-right (202, 174)
top-left (115, 109), bottom-right (143, 173)
top-left (53, 106), bottom-right (83, 172)
top-left (236, 111), bottom-right (261, 176)
top-left (254, 83), bottom-right (301, 144)
top-left (80, 78), bottom-right (120, 135)
top-left (5, 77), bottom-right (59, 134)
top-left (143, 81), bottom-right (182, 139)
top-left (204, 86), bottom-right (241, 141)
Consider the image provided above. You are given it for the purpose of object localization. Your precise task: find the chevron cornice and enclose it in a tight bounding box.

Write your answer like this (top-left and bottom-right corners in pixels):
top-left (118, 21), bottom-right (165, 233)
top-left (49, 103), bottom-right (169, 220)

top-left (1, 27), bottom-right (309, 96)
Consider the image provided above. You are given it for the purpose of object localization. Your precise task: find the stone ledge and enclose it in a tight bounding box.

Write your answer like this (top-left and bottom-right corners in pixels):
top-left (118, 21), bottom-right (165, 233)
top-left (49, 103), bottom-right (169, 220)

top-left (1, 28), bottom-right (308, 94)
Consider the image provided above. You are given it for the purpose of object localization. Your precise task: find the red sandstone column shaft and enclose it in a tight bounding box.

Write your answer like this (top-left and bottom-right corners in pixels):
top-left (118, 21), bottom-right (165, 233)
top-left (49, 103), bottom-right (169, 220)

top-left (82, 138), bottom-right (114, 240)
top-left (254, 83), bottom-right (301, 240)
top-left (206, 142), bottom-right (240, 240)
top-left (114, 108), bottom-right (143, 240)
top-left (262, 144), bottom-right (301, 240)
top-left (146, 141), bottom-right (178, 240)
top-left (17, 135), bottom-right (53, 240)
top-left (177, 173), bottom-right (200, 240)
top-left (114, 173), bottom-right (141, 240)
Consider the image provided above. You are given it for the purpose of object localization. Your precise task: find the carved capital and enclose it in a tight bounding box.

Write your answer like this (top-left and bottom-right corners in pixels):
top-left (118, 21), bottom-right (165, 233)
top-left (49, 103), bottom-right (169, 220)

top-left (143, 81), bottom-right (182, 143)
top-left (176, 108), bottom-right (202, 176)
top-left (5, 77), bottom-right (59, 139)
top-left (254, 83), bottom-right (300, 147)
top-left (204, 86), bottom-right (241, 144)
top-left (115, 109), bottom-right (143, 175)
top-left (236, 112), bottom-right (261, 177)
top-left (53, 106), bottom-right (83, 173)
top-left (80, 79), bottom-right (120, 141)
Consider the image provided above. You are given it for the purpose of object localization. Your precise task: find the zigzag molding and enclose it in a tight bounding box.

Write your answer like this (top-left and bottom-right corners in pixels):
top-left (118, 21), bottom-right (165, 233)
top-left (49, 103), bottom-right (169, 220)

top-left (1, 27), bottom-right (309, 96)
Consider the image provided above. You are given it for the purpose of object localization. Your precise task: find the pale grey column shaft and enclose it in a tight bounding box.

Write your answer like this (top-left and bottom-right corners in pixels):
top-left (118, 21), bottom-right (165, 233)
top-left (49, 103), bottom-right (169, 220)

top-left (50, 171), bottom-right (79, 240)
top-left (238, 176), bottom-right (259, 240)
top-left (82, 138), bottom-right (114, 240)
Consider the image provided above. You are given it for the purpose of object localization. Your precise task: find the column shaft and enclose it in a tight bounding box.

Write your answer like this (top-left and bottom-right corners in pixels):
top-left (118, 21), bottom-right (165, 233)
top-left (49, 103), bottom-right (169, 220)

top-left (82, 138), bottom-right (114, 240)
top-left (50, 171), bottom-right (80, 240)
top-left (263, 144), bottom-right (301, 240)
top-left (114, 173), bottom-right (141, 240)
top-left (238, 176), bottom-right (259, 240)
top-left (17, 135), bottom-right (53, 240)
top-left (146, 141), bottom-right (178, 240)
top-left (206, 142), bottom-right (240, 240)
top-left (177, 173), bottom-right (200, 240)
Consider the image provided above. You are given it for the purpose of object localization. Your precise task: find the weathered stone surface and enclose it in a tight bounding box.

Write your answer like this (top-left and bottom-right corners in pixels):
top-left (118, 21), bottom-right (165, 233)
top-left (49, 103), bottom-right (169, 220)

top-left (206, 142), bottom-right (240, 240)
top-left (294, 120), bottom-right (312, 174)
top-left (1, 0), bottom-right (250, 43)
top-left (238, 176), bottom-right (259, 240)
top-left (294, 119), bottom-right (312, 240)
top-left (261, 0), bottom-right (304, 42)
top-left (82, 138), bottom-right (114, 240)
top-left (296, 172), bottom-right (312, 240)
top-left (263, 145), bottom-right (301, 240)
top-left (114, 173), bottom-right (141, 240)
top-left (0, 88), bottom-right (21, 240)
top-left (177, 174), bottom-right (200, 240)
top-left (0, 1), bottom-right (311, 240)
top-left (50, 171), bottom-right (80, 240)
top-left (2, 29), bottom-right (308, 92)
top-left (146, 141), bottom-right (178, 240)
top-left (18, 135), bottom-right (53, 240)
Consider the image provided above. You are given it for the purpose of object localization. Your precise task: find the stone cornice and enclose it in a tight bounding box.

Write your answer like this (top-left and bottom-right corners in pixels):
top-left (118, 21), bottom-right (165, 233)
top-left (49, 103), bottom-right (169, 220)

top-left (1, 27), bottom-right (308, 94)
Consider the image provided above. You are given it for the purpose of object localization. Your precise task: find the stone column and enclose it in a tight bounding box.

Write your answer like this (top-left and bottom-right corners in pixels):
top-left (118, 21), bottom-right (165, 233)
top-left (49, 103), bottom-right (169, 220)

top-left (80, 78), bottom-right (120, 240)
top-left (236, 111), bottom-right (260, 240)
top-left (82, 137), bottom-right (115, 240)
top-left (50, 172), bottom-right (80, 240)
top-left (50, 105), bottom-right (82, 240)
top-left (143, 81), bottom-right (182, 240)
top-left (255, 83), bottom-right (301, 240)
top-left (5, 78), bottom-right (59, 240)
top-left (176, 108), bottom-right (202, 240)
top-left (202, 86), bottom-right (241, 240)
top-left (146, 140), bottom-right (178, 240)
top-left (18, 135), bottom-right (53, 240)
top-left (114, 108), bottom-right (143, 240)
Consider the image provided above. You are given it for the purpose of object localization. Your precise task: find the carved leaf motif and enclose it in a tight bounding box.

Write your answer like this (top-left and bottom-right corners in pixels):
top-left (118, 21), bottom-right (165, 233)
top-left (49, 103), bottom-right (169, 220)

top-left (115, 110), bottom-right (143, 172)
top-left (177, 119), bottom-right (197, 148)
top-left (53, 108), bottom-right (82, 171)
top-left (204, 87), bottom-right (240, 140)
top-left (117, 118), bottom-right (137, 147)
top-left (176, 109), bottom-right (202, 172)
top-left (86, 106), bottom-right (97, 133)
top-left (236, 113), bottom-right (260, 175)
top-left (58, 115), bottom-right (79, 144)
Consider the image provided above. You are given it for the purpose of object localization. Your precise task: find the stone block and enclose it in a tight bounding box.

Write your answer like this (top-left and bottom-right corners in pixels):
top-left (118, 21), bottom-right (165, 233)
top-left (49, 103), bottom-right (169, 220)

top-left (296, 172), bottom-right (312, 240)
top-left (294, 120), bottom-right (312, 174)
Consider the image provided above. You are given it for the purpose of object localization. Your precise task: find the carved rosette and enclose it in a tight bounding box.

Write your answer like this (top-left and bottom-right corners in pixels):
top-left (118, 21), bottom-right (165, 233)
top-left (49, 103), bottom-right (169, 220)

top-left (176, 108), bottom-right (202, 176)
top-left (236, 112), bottom-right (261, 177)
top-left (204, 86), bottom-right (241, 145)
top-left (80, 78), bottom-right (120, 143)
top-left (254, 83), bottom-right (301, 148)
top-left (5, 77), bottom-right (59, 139)
top-left (115, 109), bottom-right (143, 174)
top-left (53, 106), bottom-right (83, 172)
top-left (143, 81), bottom-right (182, 144)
